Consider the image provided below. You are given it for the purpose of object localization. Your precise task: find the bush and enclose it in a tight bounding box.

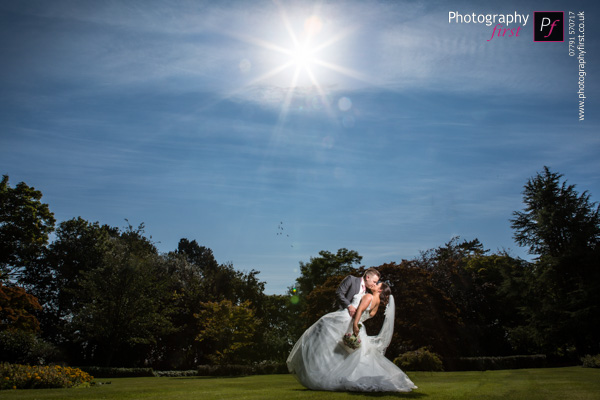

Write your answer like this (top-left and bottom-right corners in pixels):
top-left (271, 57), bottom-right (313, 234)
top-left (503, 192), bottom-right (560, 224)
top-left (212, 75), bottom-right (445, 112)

top-left (581, 354), bottom-right (600, 368)
top-left (0, 363), bottom-right (93, 390)
top-left (394, 347), bottom-right (444, 371)
top-left (446, 354), bottom-right (547, 371)
top-left (79, 367), bottom-right (155, 378)
top-left (0, 330), bottom-right (61, 365)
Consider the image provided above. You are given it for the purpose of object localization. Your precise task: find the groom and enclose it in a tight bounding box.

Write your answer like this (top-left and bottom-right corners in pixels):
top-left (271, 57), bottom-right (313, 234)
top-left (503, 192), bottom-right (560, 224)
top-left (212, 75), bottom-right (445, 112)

top-left (336, 267), bottom-right (380, 317)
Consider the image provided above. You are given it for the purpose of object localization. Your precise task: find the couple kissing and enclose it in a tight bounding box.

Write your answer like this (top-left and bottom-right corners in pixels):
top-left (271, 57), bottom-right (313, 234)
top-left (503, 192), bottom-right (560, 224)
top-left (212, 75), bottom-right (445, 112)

top-left (287, 267), bottom-right (416, 392)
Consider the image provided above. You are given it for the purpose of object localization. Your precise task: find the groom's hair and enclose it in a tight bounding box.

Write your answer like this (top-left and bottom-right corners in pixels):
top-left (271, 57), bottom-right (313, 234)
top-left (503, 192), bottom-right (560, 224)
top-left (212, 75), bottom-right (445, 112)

top-left (363, 267), bottom-right (380, 279)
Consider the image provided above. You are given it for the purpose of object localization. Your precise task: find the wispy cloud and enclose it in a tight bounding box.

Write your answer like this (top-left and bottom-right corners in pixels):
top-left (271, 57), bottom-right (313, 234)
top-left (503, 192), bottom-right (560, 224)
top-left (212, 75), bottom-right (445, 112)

top-left (1, 0), bottom-right (598, 294)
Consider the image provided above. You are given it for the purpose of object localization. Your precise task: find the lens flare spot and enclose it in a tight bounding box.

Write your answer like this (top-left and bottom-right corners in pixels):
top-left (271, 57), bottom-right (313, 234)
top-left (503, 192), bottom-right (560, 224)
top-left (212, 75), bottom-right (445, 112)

top-left (304, 15), bottom-right (323, 36)
top-left (338, 97), bottom-right (352, 111)
top-left (290, 295), bottom-right (300, 304)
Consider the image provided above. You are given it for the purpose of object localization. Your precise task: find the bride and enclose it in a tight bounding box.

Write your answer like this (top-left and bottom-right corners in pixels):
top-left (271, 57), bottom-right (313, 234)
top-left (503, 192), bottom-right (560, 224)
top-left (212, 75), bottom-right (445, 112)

top-left (286, 281), bottom-right (417, 392)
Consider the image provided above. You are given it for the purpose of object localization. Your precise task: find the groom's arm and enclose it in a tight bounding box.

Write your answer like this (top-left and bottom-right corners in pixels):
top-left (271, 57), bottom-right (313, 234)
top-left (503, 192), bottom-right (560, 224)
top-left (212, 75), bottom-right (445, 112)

top-left (336, 275), bottom-right (354, 311)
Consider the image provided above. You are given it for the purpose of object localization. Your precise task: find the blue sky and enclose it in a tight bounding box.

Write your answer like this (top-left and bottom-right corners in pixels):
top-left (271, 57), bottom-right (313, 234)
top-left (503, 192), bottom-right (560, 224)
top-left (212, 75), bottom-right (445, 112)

top-left (1, 0), bottom-right (598, 294)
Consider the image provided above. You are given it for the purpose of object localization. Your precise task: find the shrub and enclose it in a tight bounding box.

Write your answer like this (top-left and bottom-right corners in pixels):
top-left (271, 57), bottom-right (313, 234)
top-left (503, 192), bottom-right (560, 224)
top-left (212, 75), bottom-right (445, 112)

top-left (446, 354), bottom-right (547, 371)
top-left (581, 354), bottom-right (600, 368)
top-left (0, 330), bottom-right (61, 365)
top-left (394, 347), bottom-right (444, 371)
top-left (0, 363), bottom-right (93, 390)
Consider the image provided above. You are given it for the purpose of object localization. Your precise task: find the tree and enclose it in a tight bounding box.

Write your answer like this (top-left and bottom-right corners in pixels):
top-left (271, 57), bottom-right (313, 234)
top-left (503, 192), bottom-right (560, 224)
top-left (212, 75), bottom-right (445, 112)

top-left (151, 252), bottom-right (205, 369)
top-left (70, 224), bottom-right (174, 366)
top-left (302, 274), bottom-right (348, 329)
top-left (27, 216), bottom-right (119, 363)
top-left (154, 239), bottom-right (268, 368)
top-left (510, 167), bottom-right (600, 356)
top-left (194, 300), bottom-right (260, 364)
top-left (462, 253), bottom-right (533, 356)
top-left (405, 238), bottom-right (537, 357)
top-left (414, 238), bottom-right (488, 354)
top-left (176, 238), bottom-right (219, 273)
top-left (0, 284), bottom-right (58, 365)
top-left (0, 283), bottom-right (42, 333)
top-left (294, 249), bottom-right (362, 298)
top-left (288, 249), bottom-right (362, 339)
top-left (416, 237), bottom-right (487, 306)
top-left (375, 262), bottom-right (462, 358)
top-left (299, 262), bottom-right (462, 359)
top-left (0, 175), bottom-right (55, 281)
top-left (259, 294), bottom-right (297, 362)
top-left (511, 166), bottom-right (600, 258)
top-left (175, 239), bottom-right (265, 306)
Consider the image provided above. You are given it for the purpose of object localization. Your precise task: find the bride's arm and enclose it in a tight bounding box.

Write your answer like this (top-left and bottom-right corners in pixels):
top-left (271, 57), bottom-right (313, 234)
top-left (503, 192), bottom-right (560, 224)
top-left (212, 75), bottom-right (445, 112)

top-left (352, 294), bottom-right (372, 336)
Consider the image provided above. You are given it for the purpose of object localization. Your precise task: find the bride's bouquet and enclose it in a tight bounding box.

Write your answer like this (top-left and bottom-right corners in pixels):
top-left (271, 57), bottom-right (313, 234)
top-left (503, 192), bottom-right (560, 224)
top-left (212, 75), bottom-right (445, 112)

top-left (342, 324), bottom-right (362, 350)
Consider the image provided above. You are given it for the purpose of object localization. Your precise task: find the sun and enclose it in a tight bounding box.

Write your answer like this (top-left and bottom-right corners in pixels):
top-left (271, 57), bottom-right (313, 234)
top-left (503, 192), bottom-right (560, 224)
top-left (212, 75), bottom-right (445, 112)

top-left (231, 4), bottom-right (368, 125)
top-left (275, 13), bottom-right (326, 88)
top-left (239, 10), bottom-right (349, 88)
top-left (288, 15), bottom-right (322, 70)
top-left (290, 43), bottom-right (315, 69)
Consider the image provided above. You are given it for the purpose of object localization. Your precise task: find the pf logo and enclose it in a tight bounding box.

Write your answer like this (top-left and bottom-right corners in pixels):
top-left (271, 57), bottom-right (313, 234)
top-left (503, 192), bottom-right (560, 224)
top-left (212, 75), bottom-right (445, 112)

top-left (534, 11), bottom-right (564, 42)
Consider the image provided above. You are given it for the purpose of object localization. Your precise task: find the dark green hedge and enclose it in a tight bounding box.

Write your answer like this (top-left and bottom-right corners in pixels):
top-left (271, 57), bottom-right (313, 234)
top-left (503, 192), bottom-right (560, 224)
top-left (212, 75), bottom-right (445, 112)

top-left (154, 370), bottom-right (198, 377)
top-left (78, 363), bottom-right (288, 378)
top-left (79, 367), bottom-right (155, 378)
top-left (445, 355), bottom-right (547, 371)
top-left (197, 363), bottom-right (288, 376)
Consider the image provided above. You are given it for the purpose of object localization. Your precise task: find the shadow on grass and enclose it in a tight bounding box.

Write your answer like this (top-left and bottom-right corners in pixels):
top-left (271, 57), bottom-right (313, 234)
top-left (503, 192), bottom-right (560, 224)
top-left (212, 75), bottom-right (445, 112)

top-left (174, 375), bottom-right (428, 398)
top-left (173, 375), bottom-right (250, 379)
top-left (350, 392), bottom-right (426, 398)
top-left (291, 388), bottom-right (427, 398)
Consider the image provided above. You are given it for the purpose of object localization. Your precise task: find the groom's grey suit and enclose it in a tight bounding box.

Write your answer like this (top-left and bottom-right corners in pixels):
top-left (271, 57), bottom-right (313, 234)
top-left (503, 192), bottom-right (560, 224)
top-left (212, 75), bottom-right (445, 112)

top-left (335, 275), bottom-right (363, 310)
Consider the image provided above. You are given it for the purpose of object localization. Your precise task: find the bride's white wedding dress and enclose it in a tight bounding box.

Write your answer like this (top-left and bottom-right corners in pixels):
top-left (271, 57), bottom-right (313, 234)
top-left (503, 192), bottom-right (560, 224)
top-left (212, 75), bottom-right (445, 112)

top-left (286, 294), bottom-right (416, 392)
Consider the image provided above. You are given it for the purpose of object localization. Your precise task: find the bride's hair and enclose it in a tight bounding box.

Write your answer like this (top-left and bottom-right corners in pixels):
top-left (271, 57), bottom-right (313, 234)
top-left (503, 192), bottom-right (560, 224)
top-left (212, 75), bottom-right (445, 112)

top-left (379, 283), bottom-right (391, 307)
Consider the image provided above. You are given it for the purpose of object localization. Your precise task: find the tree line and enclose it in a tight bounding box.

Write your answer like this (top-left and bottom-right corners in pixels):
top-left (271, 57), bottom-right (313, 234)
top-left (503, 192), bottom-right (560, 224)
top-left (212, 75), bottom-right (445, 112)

top-left (1, 166), bottom-right (599, 369)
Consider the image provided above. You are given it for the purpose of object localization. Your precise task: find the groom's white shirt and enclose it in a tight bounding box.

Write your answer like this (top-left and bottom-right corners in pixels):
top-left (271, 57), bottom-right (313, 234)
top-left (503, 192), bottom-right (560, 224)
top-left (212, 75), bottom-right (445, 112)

top-left (359, 278), bottom-right (366, 295)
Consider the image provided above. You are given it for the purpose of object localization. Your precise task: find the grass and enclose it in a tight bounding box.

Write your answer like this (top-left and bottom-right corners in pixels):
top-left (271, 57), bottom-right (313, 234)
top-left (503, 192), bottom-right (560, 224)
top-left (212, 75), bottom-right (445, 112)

top-left (2, 367), bottom-right (599, 400)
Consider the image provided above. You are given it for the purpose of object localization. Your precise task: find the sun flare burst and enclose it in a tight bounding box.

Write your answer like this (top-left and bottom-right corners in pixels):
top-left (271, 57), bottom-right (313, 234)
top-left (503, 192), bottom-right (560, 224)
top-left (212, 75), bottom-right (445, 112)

top-left (233, 4), bottom-right (368, 126)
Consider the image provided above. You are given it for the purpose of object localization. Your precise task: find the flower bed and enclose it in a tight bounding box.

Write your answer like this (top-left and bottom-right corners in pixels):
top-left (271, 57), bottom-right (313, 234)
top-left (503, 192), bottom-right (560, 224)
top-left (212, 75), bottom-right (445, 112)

top-left (0, 363), bottom-right (94, 390)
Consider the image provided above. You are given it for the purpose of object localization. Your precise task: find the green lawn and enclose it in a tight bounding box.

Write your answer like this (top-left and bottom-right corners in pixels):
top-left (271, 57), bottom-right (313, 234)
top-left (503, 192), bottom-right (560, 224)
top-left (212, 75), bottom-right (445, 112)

top-left (2, 367), bottom-right (599, 400)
